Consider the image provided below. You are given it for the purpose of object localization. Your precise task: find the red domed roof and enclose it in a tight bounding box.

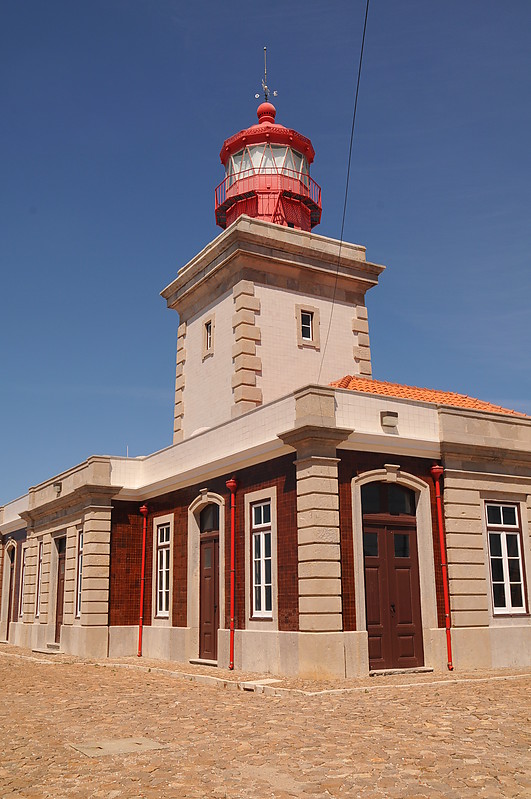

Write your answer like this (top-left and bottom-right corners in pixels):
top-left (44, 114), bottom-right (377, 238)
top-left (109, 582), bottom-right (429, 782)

top-left (219, 102), bottom-right (315, 165)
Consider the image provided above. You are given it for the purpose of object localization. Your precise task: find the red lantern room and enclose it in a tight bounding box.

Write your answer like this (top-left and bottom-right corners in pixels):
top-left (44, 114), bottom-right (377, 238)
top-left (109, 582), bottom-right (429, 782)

top-left (215, 96), bottom-right (322, 232)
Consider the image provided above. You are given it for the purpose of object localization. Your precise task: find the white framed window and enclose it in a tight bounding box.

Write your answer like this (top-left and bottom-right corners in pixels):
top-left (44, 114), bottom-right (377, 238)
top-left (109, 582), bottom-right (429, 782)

top-left (202, 314), bottom-right (215, 359)
top-left (75, 530), bottom-right (83, 618)
top-left (151, 514), bottom-right (174, 624)
top-left (301, 311), bottom-right (313, 341)
top-left (251, 500), bottom-right (273, 618)
top-left (18, 548), bottom-right (26, 618)
top-left (156, 523), bottom-right (171, 617)
top-left (295, 304), bottom-right (320, 349)
top-left (35, 541), bottom-right (43, 618)
top-left (486, 502), bottom-right (527, 615)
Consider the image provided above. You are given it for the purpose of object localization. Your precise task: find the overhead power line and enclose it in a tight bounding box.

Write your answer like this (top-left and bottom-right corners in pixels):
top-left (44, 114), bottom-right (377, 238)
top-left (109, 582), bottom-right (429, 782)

top-left (318, 0), bottom-right (371, 382)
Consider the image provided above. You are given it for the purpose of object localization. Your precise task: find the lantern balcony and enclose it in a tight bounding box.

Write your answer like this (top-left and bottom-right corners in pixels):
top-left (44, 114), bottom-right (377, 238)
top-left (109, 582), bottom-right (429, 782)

top-left (215, 168), bottom-right (322, 230)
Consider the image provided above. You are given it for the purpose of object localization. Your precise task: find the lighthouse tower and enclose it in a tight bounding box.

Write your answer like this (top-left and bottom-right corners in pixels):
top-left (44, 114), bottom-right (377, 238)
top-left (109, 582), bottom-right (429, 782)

top-left (162, 93), bottom-right (384, 442)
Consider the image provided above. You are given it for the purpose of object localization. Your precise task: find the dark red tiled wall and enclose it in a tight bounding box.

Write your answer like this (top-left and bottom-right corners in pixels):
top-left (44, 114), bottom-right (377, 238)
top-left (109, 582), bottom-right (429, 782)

top-left (109, 454), bottom-right (298, 631)
top-left (231, 455), bottom-right (298, 631)
top-left (109, 504), bottom-right (150, 627)
top-left (338, 452), bottom-right (445, 630)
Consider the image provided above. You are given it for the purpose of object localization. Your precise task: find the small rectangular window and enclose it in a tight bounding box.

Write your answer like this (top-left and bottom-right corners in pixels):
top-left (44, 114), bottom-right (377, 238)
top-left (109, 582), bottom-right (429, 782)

top-left (35, 541), bottom-right (43, 618)
top-left (156, 523), bottom-right (171, 617)
top-left (251, 500), bottom-right (272, 618)
top-left (75, 531), bottom-right (83, 618)
top-left (300, 311), bottom-right (313, 341)
top-left (486, 503), bottom-right (526, 615)
top-left (296, 305), bottom-right (320, 349)
top-left (202, 315), bottom-right (215, 359)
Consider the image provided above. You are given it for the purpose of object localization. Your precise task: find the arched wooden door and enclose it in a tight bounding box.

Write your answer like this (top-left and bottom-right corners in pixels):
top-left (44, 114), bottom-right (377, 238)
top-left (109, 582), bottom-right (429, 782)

top-left (199, 504), bottom-right (220, 660)
top-left (362, 482), bottom-right (424, 670)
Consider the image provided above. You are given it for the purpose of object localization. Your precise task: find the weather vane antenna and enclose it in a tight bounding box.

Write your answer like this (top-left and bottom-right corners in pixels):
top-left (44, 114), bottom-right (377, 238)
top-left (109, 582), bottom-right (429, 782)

top-left (255, 46), bottom-right (278, 103)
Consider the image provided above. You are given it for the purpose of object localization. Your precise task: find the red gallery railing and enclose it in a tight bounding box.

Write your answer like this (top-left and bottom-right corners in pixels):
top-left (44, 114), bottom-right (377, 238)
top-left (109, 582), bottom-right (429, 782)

top-left (215, 168), bottom-right (321, 210)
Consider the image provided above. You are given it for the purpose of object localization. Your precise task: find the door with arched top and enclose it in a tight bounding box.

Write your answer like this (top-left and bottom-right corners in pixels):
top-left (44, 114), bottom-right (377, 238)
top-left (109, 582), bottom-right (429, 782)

top-left (199, 504), bottom-right (219, 660)
top-left (362, 482), bottom-right (424, 670)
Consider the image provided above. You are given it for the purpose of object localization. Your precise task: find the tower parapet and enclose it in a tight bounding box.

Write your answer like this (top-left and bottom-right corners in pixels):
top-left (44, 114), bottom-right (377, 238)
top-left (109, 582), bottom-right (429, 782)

top-left (215, 102), bottom-right (322, 231)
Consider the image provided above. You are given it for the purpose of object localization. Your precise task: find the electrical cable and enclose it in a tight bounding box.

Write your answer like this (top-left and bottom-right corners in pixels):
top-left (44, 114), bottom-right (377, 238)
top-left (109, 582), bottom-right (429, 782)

top-left (317, 0), bottom-right (370, 382)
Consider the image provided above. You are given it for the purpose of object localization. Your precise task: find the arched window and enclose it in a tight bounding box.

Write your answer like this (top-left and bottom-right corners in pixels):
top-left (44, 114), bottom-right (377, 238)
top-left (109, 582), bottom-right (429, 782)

top-left (361, 482), bottom-right (416, 517)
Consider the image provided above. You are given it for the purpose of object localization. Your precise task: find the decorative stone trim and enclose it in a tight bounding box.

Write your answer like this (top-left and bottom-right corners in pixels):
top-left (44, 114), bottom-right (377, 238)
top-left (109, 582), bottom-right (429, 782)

top-left (352, 304), bottom-right (372, 377)
top-left (351, 468), bottom-right (438, 636)
top-left (231, 281), bottom-right (262, 417)
top-left (187, 491), bottom-right (226, 662)
top-left (173, 322), bottom-right (187, 443)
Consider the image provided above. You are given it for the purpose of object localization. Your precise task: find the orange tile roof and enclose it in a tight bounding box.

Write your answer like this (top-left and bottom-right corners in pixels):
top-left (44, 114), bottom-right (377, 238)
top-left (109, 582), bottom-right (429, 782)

top-left (331, 375), bottom-right (527, 417)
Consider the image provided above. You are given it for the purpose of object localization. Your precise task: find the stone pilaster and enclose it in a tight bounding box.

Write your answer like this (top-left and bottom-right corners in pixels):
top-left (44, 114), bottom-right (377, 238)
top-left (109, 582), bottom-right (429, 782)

top-left (352, 305), bottom-right (372, 377)
top-left (80, 503), bottom-right (112, 627)
top-left (231, 280), bottom-right (262, 417)
top-left (173, 322), bottom-right (187, 443)
top-left (296, 455), bottom-right (343, 631)
top-left (39, 537), bottom-right (52, 623)
top-left (280, 385), bottom-right (352, 633)
top-left (21, 535), bottom-right (37, 622)
top-left (63, 526), bottom-right (78, 625)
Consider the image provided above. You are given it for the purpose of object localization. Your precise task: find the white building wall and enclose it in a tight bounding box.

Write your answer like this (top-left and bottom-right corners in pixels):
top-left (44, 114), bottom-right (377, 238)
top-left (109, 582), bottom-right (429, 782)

top-left (256, 285), bottom-right (362, 404)
top-left (181, 289), bottom-right (234, 438)
top-left (110, 394), bottom-right (296, 496)
top-left (336, 391), bottom-right (440, 442)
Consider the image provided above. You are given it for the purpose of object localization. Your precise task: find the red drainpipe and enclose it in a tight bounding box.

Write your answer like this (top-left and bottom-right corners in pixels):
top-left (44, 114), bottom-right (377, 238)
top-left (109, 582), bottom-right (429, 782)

top-left (138, 504), bottom-right (148, 657)
top-left (430, 465), bottom-right (453, 670)
top-left (226, 476), bottom-right (238, 670)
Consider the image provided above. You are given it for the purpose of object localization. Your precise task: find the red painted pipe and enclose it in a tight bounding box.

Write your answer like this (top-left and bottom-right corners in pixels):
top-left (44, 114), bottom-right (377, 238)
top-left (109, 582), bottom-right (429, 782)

top-left (226, 476), bottom-right (238, 670)
top-left (138, 504), bottom-right (148, 657)
top-left (430, 465), bottom-right (454, 670)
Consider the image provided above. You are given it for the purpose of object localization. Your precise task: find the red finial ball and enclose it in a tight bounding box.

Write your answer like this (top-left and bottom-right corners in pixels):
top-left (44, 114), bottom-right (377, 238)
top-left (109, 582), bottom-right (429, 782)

top-left (257, 101), bottom-right (276, 124)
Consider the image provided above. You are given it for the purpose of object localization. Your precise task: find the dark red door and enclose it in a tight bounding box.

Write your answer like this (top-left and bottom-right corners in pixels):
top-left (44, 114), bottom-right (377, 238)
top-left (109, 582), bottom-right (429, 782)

top-left (199, 536), bottom-right (219, 660)
top-left (6, 549), bottom-right (15, 641)
top-left (364, 523), bottom-right (424, 670)
top-left (55, 538), bottom-right (66, 644)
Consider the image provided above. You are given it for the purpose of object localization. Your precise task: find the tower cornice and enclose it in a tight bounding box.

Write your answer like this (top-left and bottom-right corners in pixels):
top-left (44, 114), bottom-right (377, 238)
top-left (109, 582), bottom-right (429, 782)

top-left (160, 216), bottom-right (385, 315)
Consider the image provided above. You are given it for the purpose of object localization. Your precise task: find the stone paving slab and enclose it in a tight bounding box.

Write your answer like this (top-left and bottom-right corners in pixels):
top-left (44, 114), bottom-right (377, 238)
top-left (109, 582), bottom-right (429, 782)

top-left (71, 738), bottom-right (166, 758)
top-left (0, 644), bottom-right (529, 798)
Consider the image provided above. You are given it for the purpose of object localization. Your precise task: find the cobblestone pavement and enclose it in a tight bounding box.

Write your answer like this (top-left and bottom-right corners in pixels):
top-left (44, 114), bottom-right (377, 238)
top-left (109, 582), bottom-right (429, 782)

top-left (0, 646), bottom-right (529, 798)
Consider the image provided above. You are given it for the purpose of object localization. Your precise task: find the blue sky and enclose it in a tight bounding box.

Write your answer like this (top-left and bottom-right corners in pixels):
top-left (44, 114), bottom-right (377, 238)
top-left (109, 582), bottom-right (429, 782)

top-left (1, 0), bottom-right (530, 503)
